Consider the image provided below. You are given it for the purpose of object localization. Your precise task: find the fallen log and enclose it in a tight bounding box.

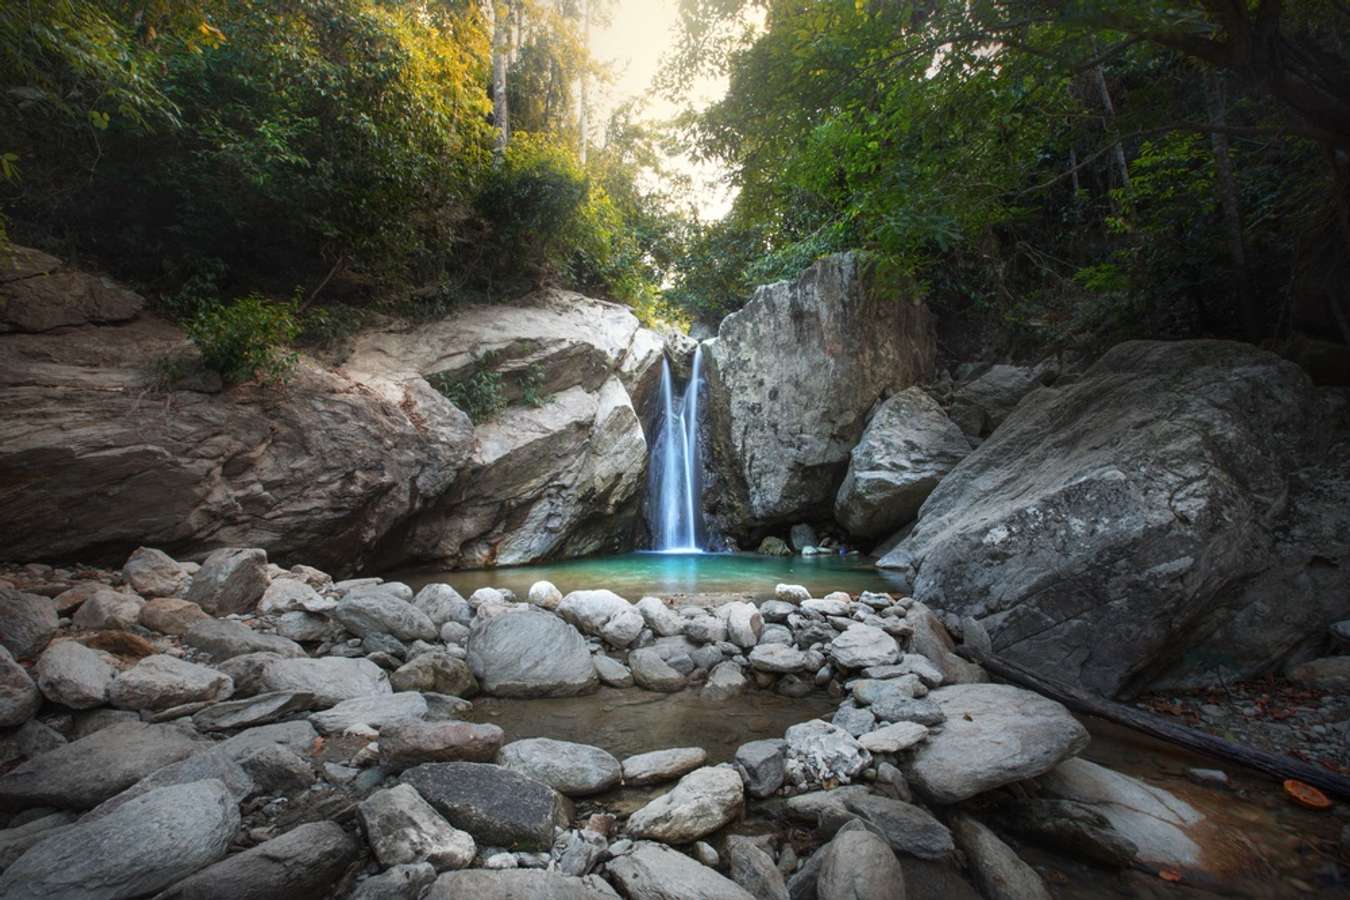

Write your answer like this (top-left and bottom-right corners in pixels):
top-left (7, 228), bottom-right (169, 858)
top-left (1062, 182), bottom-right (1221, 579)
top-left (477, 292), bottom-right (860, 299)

top-left (956, 644), bottom-right (1350, 801)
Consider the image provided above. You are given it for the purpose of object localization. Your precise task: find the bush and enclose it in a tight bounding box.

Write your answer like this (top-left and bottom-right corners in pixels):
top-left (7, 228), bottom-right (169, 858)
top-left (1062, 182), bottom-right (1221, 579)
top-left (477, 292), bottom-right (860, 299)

top-left (427, 364), bottom-right (505, 423)
top-left (186, 294), bottom-right (301, 385)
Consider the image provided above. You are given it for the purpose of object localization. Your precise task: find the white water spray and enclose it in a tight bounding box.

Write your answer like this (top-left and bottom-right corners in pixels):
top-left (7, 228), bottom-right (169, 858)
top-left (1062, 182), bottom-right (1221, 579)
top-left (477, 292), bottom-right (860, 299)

top-left (651, 345), bottom-right (705, 552)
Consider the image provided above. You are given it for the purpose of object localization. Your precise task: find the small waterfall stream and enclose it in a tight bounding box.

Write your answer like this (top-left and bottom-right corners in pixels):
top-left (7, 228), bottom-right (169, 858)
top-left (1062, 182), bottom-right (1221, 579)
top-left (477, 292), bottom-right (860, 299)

top-left (650, 345), bottom-right (705, 552)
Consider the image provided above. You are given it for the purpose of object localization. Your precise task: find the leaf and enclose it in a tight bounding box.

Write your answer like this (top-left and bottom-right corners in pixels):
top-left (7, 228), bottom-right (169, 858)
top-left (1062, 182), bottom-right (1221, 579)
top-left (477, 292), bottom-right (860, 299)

top-left (89, 110), bottom-right (110, 130)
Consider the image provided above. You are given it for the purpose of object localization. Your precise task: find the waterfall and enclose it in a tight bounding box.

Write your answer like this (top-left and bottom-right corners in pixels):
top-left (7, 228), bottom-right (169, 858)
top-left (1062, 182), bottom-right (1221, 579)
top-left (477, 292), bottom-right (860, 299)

top-left (650, 345), bottom-right (705, 552)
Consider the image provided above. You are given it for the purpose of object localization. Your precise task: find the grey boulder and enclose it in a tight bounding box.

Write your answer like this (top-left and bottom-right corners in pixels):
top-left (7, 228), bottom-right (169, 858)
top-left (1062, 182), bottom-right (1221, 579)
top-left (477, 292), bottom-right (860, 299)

top-left (606, 841), bottom-right (755, 900)
top-left (186, 547), bottom-right (269, 615)
top-left (309, 691), bottom-right (427, 736)
top-left (0, 589), bottom-right (59, 659)
top-left (0, 646), bottom-right (40, 728)
top-left (400, 762), bottom-right (570, 850)
top-left (184, 618), bottom-right (306, 662)
top-left (425, 869), bottom-right (619, 899)
top-left (334, 589), bottom-right (438, 642)
top-left (358, 783), bottom-right (475, 870)
top-left (467, 610), bottom-right (597, 697)
top-left (121, 547), bottom-right (189, 598)
top-left (816, 821), bottom-right (906, 900)
top-left (35, 640), bottom-right (116, 709)
top-left (625, 765), bottom-right (744, 844)
top-left (155, 820), bottom-right (355, 900)
top-left (948, 813), bottom-right (1051, 900)
top-left (108, 654), bottom-right (233, 712)
top-left (260, 656), bottom-right (391, 706)
top-left (193, 691), bottom-right (322, 732)
top-left (497, 737), bottom-right (622, 796)
top-left (622, 747), bottom-right (708, 786)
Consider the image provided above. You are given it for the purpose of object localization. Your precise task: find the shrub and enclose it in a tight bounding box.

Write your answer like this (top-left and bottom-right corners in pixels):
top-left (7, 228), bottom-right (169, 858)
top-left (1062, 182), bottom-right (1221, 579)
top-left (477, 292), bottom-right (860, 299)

top-left (186, 294), bottom-right (301, 385)
top-left (428, 364), bottom-right (505, 423)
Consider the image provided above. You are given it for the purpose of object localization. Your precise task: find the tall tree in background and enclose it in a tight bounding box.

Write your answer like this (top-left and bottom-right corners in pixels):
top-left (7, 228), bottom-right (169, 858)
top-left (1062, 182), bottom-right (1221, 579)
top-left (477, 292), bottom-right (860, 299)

top-left (492, 0), bottom-right (512, 160)
top-left (578, 0), bottom-right (590, 165)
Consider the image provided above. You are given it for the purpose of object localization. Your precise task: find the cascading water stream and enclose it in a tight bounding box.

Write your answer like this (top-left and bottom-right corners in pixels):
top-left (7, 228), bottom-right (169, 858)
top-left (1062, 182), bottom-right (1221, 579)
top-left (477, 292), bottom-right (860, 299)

top-left (650, 345), bottom-right (705, 552)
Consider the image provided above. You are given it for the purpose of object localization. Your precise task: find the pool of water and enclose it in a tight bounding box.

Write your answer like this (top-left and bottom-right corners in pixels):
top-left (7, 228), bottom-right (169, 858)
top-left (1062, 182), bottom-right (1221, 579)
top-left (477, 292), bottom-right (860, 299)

top-left (392, 551), bottom-right (908, 600)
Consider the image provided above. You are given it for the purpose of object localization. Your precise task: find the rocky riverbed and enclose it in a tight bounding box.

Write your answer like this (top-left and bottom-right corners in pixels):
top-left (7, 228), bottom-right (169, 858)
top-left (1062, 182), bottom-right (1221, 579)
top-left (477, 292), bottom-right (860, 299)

top-left (0, 549), bottom-right (1346, 899)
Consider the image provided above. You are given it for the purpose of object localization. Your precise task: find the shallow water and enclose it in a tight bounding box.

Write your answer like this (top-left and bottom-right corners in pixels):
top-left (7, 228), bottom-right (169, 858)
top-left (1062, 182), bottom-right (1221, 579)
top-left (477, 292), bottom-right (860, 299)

top-left (394, 551), bottom-right (908, 599)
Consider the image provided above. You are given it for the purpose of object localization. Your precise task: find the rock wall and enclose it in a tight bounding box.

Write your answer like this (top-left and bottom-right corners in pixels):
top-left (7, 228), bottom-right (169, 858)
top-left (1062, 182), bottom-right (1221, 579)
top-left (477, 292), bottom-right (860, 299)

top-left (702, 253), bottom-right (936, 537)
top-left (879, 340), bottom-right (1350, 697)
top-left (0, 253), bottom-right (664, 574)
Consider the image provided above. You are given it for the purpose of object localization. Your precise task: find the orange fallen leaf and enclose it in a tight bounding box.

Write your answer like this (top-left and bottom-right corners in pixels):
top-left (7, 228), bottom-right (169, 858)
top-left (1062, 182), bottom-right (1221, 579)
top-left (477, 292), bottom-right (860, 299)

top-left (1158, 869), bottom-right (1183, 883)
top-left (1283, 779), bottom-right (1331, 810)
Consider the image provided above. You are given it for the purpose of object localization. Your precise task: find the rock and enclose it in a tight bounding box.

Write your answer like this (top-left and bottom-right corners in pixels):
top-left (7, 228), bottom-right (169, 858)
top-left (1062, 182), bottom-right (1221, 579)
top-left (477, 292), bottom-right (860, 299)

top-left (637, 596), bottom-right (684, 636)
top-left (400, 762), bottom-right (570, 850)
top-left (390, 651), bottom-right (477, 697)
top-left (497, 738), bottom-right (622, 796)
top-left (0, 780), bottom-right (239, 899)
top-left (1002, 799), bottom-right (1138, 868)
top-left (834, 388), bottom-right (969, 539)
top-left (186, 548), bottom-right (269, 615)
top-left (260, 656), bottom-right (392, 706)
top-left (902, 604), bottom-right (982, 686)
top-left (836, 794), bottom-right (952, 860)
top-left (258, 578), bottom-right (332, 616)
top-left (816, 822), bottom-right (906, 900)
top-left (904, 684), bottom-right (1088, 804)
top-left (0, 647), bottom-right (40, 728)
top-left (558, 590), bottom-right (633, 635)
top-left (727, 835), bottom-right (790, 900)
top-left (858, 722), bottom-right (928, 754)
top-left (790, 524), bottom-right (819, 553)
top-left (735, 739), bottom-right (787, 799)
top-left (139, 597), bottom-right (211, 635)
top-left (785, 720), bottom-right (871, 783)
top-left (601, 607), bottom-right (646, 648)
top-left (802, 597), bottom-right (850, 617)
top-left (948, 365), bottom-right (1043, 439)
top-left (1036, 757), bottom-right (1204, 869)
top-left (622, 748), bottom-right (708, 787)
top-left (702, 660), bottom-right (749, 699)
top-left (108, 654), bottom-right (233, 711)
top-left (629, 647), bottom-right (687, 692)
top-left (83, 748), bottom-right (253, 820)
top-left (776, 584), bottom-right (811, 604)
top-left (414, 586), bottom-right (470, 630)
top-left (626, 765), bottom-right (744, 843)
top-left (214, 720), bottom-right (318, 763)
top-left (527, 581), bottom-right (563, 610)
top-left (0, 589), bottom-right (59, 659)
top-left (784, 785), bottom-right (874, 825)
top-left (380, 720), bottom-right (505, 769)
top-left (593, 654), bottom-right (634, 688)
top-left (216, 652), bottom-right (286, 696)
top-left (359, 783), bottom-right (476, 870)
top-left (948, 813), bottom-right (1052, 900)
top-left (467, 610), bottom-right (598, 697)
top-left (1288, 656), bottom-right (1350, 690)
top-left (0, 812), bottom-right (76, 870)
top-left (184, 618), bottom-right (306, 661)
top-left (238, 745), bottom-right (315, 793)
top-left (70, 589), bottom-right (142, 631)
top-left (122, 547), bottom-right (189, 598)
top-left (352, 863), bottom-right (437, 900)
top-left (758, 537), bottom-right (792, 557)
top-left (832, 704), bottom-right (878, 738)
top-left (309, 691), bottom-right (427, 735)
top-left (155, 820), bottom-right (355, 900)
top-left (190, 690), bottom-right (318, 732)
top-left (0, 246), bottom-right (142, 333)
top-left (607, 841), bottom-right (756, 900)
top-left (273, 610), bottom-right (334, 642)
top-left (686, 615), bottom-right (728, 645)
top-left (880, 341), bottom-right (1346, 697)
top-left (725, 602), bottom-right (764, 649)
top-left (828, 625), bottom-right (899, 670)
top-left (868, 695), bottom-right (945, 727)
top-left (334, 589), bottom-right (439, 642)
top-left (703, 252), bottom-right (934, 533)
top-left (425, 869), bottom-right (620, 899)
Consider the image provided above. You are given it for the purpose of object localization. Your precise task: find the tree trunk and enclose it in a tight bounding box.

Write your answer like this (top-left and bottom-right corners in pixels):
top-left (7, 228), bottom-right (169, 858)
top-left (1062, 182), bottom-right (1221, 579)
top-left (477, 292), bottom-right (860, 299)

top-left (492, 0), bottom-right (511, 162)
top-left (1092, 64), bottom-right (1130, 189)
top-left (578, 0), bottom-right (590, 166)
top-left (1206, 73), bottom-right (1260, 340)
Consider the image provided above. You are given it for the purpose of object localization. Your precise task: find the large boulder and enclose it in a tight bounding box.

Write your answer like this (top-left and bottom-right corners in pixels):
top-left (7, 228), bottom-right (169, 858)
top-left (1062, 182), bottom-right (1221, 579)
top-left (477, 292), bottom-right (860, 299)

top-left (108, 654), bottom-right (233, 711)
top-left (625, 766), bottom-right (744, 844)
top-left (425, 870), bottom-right (620, 899)
top-left (333, 589), bottom-right (438, 642)
top-left (122, 547), bottom-right (190, 598)
top-left (185, 548), bottom-right (269, 616)
top-left (606, 842), bottom-right (756, 900)
top-left (0, 589), bottom-right (58, 660)
top-left (0, 246), bottom-right (142, 333)
top-left (816, 822), bottom-right (907, 900)
top-left (0, 646), bottom-right (40, 728)
top-left (834, 387), bottom-right (970, 538)
top-left (155, 820), bottom-right (356, 900)
top-left (400, 762), bottom-right (571, 851)
top-left (903, 684), bottom-right (1088, 804)
top-left (0, 780), bottom-right (239, 899)
top-left (466, 609), bottom-right (597, 697)
top-left (35, 641), bottom-right (116, 709)
top-left (880, 340), bottom-right (1348, 696)
top-left (358, 783), bottom-right (476, 871)
top-left (497, 738), bottom-right (622, 797)
top-left (946, 365), bottom-right (1045, 440)
top-left (260, 657), bottom-right (391, 706)
top-left (703, 253), bottom-right (935, 533)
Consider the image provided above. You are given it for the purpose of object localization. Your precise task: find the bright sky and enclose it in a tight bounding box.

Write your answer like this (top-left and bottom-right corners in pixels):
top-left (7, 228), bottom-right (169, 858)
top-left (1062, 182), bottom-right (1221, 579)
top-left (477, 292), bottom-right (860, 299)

top-left (589, 0), bottom-right (736, 220)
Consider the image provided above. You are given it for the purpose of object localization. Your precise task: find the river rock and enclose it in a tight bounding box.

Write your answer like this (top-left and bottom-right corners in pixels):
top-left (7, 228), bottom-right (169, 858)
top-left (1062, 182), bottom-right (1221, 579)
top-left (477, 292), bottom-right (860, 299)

top-left (626, 765), bottom-right (744, 843)
top-left (0, 780), bottom-right (239, 899)
top-left (637, 596), bottom-right (684, 636)
top-left (214, 720), bottom-right (318, 763)
top-left (184, 618), bottom-right (306, 661)
top-left (390, 651), bottom-right (477, 697)
top-left (0, 244), bottom-right (142, 331)
top-left (948, 813), bottom-right (1051, 900)
top-left (426, 869), bottom-right (620, 899)
top-left (835, 387), bottom-right (970, 538)
top-left (260, 656), bottom-right (391, 706)
top-left (880, 340), bottom-right (1347, 696)
top-left (832, 704), bottom-right (878, 737)
top-left (828, 625), bottom-right (899, 670)
top-left (351, 863), bottom-right (437, 900)
top-left (725, 602), bottom-right (764, 649)
top-left (904, 684), bottom-right (1088, 804)
top-left (467, 609), bottom-right (597, 697)
top-left (559, 590), bottom-right (633, 635)
top-left (186, 547), bottom-right (268, 615)
top-left (748, 644), bottom-right (808, 673)
top-left (82, 748), bottom-right (253, 820)
top-left (702, 660), bottom-right (748, 699)
top-left (217, 652), bottom-right (285, 696)
top-left (858, 722), bottom-right (928, 754)
top-left (527, 580), bottom-right (563, 610)
top-left (703, 252), bottom-right (935, 532)
top-left (310, 691), bottom-right (428, 735)
top-left (108, 654), bottom-right (232, 711)
top-left (334, 589), bottom-right (439, 642)
top-left (607, 841), bottom-right (756, 900)
top-left (836, 794), bottom-right (953, 860)
top-left (1288, 656), bottom-right (1350, 690)
top-left (629, 647), bottom-right (687, 692)
top-left (0, 589), bottom-right (59, 660)
top-left (948, 364), bottom-right (1043, 439)
top-left (156, 820), bottom-right (355, 900)
top-left (70, 589), bottom-right (143, 631)
top-left (258, 578), bottom-right (332, 616)
top-left (0, 647), bottom-right (40, 728)
top-left (380, 720), bottom-right (504, 769)
top-left (816, 822), bottom-right (906, 900)
top-left (622, 747), bottom-right (708, 786)
top-left (359, 783), bottom-right (476, 870)
top-left (869, 695), bottom-right (945, 727)
top-left (400, 762), bottom-right (570, 850)
top-left (122, 547), bottom-right (189, 598)
top-left (410, 584), bottom-right (465, 627)
top-left (902, 603), bottom-right (983, 686)
top-left (1002, 798), bottom-right (1138, 868)
top-left (139, 598), bottom-right (211, 635)
top-left (1036, 757), bottom-right (1204, 869)
top-left (497, 738), bottom-right (622, 796)
top-left (188, 690), bottom-right (316, 732)
top-left (602, 607), bottom-right (646, 648)
top-left (785, 720), bottom-right (871, 782)
top-left (726, 835), bottom-right (789, 900)
top-left (593, 654), bottom-right (635, 688)
top-left (735, 739), bottom-right (786, 799)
